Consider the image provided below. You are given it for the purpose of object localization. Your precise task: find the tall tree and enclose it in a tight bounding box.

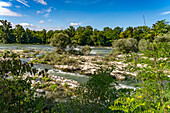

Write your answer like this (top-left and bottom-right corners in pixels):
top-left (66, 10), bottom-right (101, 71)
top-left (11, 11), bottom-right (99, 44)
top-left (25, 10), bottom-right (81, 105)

top-left (14, 25), bottom-right (26, 43)
top-left (0, 20), bottom-right (12, 43)
top-left (50, 33), bottom-right (70, 50)
top-left (64, 26), bottom-right (76, 38)
top-left (152, 19), bottom-right (169, 37)
top-left (46, 30), bottom-right (54, 43)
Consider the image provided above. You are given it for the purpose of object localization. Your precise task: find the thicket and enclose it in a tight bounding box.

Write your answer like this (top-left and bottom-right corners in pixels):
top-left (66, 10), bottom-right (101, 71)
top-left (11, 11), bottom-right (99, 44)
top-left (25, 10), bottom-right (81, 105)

top-left (0, 55), bottom-right (45, 112)
top-left (0, 41), bottom-right (169, 112)
top-left (138, 39), bottom-right (150, 51)
top-left (110, 39), bottom-right (170, 112)
top-left (0, 19), bottom-right (169, 47)
top-left (51, 68), bottom-right (133, 112)
top-left (81, 45), bottom-right (92, 55)
top-left (112, 38), bottom-right (138, 53)
top-left (37, 51), bottom-right (78, 66)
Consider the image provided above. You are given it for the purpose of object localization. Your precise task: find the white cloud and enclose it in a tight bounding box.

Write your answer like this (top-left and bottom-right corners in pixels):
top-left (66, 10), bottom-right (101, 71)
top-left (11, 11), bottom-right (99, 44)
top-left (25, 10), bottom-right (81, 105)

top-left (70, 22), bottom-right (82, 26)
top-left (44, 13), bottom-right (49, 17)
top-left (15, 5), bottom-right (21, 8)
top-left (37, 11), bottom-right (42, 14)
top-left (34, 0), bottom-right (47, 5)
top-left (46, 7), bottom-right (52, 13)
top-left (0, 2), bottom-right (22, 17)
top-left (161, 11), bottom-right (170, 15)
top-left (39, 20), bottom-right (44, 24)
top-left (37, 7), bottom-right (53, 16)
top-left (19, 22), bottom-right (62, 30)
top-left (17, 0), bottom-right (30, 7)
top-left (48, 19), bottom-right (52, 21)
top-left (19, 23), bottom-right (34, 27)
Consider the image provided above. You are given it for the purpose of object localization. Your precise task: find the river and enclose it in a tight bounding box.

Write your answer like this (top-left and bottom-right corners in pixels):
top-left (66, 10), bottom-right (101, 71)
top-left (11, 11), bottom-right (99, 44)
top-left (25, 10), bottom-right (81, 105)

top-left (0, 44), bottom-right (136, 89)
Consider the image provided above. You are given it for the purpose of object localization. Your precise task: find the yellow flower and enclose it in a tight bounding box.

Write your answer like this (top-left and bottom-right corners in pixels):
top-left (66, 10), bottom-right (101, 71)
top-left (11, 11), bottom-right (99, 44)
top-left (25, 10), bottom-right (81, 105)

top-left (160, 63), bottom-right (163, 67)
top-left (136, 96), bottom-right (142, 99)
top-left (167, 105), bottom-right (170, 109)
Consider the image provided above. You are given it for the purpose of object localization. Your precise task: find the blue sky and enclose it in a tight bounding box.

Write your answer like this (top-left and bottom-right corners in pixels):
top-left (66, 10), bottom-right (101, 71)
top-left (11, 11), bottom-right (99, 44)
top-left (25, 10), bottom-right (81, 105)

top-left (0, 0), bottom-right (170, 30)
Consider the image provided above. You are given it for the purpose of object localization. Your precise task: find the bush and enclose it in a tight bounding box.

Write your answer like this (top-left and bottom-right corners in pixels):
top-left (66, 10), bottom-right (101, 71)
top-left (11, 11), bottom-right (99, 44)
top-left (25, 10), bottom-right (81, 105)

top-left (51, 68), bottom-right (133, 112)
top-left (42, 83), bottom-right (46, 88)
top-left (112, 38), bottom-right (138, 53)
top-left (138, 39), bottom-right (150, 51)
top-left (45, 78), bottom-right (51, 82)
top-left (41, 52), bottom-right (77, 66)
top-left (154, 32), bottom-right (170, 43)
top-left (63, 83), bottom-right (69, 88)
top-left (23, 49), bottom-right (32, 53)
top-left (81, 45), bottom-right (91, 55)
top-left (49, 84), bottom-right (57, 90)
top-left (0, 58), bottom-right (45, 112)
top-left (50, 33), bottom-right (70, 50)
top-left (68, 49), bottom-right (82, 55)
top-left (34, 51), bottom-right (40, 55)
top-left (110, 42), bottom-right (170, 112)
top-left (109, 50), bottom-right (121, 57)
top-left (103, 54), bottom-right (110, 61)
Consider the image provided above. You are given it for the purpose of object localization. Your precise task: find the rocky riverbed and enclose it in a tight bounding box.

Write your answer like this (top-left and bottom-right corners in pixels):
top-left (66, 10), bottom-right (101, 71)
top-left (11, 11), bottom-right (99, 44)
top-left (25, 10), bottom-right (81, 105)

top-left (1, 49), bottom-right (169, 81)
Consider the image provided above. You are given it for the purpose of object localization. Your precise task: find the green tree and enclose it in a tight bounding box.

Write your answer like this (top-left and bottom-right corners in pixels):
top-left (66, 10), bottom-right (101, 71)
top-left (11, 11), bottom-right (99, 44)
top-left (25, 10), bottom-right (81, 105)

top-left (110, 25), bottom-right (170, 112)
top-left (152, 19), bottom-right (169, 37)
top-left (90, 29), bottom-right (99, 46)
top-left (0, 20), bottom-right (12, 43)
top-left (46, 30), bottom-right (54, 43)
top-left (0, 54), bottom-right (44, 112)
top-left (64, 26), bottom-right (76, 38)
top-left (50, 33), bottom-right (70, 50)
top-left (13, 25), bottom-right (26, 43)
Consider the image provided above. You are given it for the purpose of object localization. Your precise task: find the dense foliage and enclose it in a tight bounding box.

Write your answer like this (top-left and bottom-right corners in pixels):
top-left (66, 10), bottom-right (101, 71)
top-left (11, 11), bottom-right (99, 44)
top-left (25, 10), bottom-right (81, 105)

top-left (0, 55), bottom-right (45, 112)
top-left (112, 38), bottom-right (138, 53)
top-left (52, 68), bottom-right (133, 113)
top-left (50, 33), bottom-right (70, 49)
top-left (0, 19), bottom-right (169, 46)
top-left (110, 36), bottom-right (170, 112)
top-left (0, 19), bottom-right (170, 112)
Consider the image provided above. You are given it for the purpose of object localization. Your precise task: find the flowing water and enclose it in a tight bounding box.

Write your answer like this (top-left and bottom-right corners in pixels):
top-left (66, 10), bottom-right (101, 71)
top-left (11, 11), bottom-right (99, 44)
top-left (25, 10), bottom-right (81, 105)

top-left (0, 44), bottom-right (135, 88)
top-left (0, 44), bottom-right (55, 51)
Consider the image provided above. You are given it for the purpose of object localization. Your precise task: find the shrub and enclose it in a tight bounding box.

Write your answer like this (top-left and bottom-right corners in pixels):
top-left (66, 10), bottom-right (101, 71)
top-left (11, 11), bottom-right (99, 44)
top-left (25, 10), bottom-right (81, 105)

top-left (45, 78), bottom-right (51, 82)
top-left (42, 83), bottom-right (46, 88)
top-left (63, 83), bottom-right (69, 88)
top-left (51, 68), bottom-right (132, 113)
top-left (34, 51), bottom-right (40, 55)
top-left (32, 77), bottom-right (36, 80)
top-left (138, 39), bottom-right (150, 51)
top-left (154, 32), bottom-right (170, 43)
top-left (54, 48), bottom-right (66, 54)
top-left (49, 84), bottom-right (57, 90)
top-left (109, 50), bottom-right (121, 57)
top-left (68, 49), bottom-right (82, 55)
top-left (110, 42), bottom-right (170, 112)
top-left (23, 49), bottom-right (31, 53)
top-left (103, 54), bottom-right (110, 61)
top-left (81, 45), bottom-right (91, 55)
top-left (0, 58), bottom-right (45, 112)
top-left (41, 52), bottom-right (77, 65)
top-left (50, 33), bottom-right (70, 50)
top-left (112, 38), bottom-right (138, 53)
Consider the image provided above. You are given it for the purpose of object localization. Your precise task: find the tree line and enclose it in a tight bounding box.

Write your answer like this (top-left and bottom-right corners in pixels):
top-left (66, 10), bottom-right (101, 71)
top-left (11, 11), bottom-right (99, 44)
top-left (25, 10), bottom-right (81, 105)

top-left (0, 19), bottom-right (169, 46)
